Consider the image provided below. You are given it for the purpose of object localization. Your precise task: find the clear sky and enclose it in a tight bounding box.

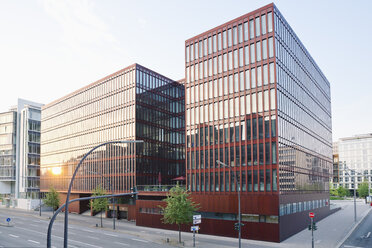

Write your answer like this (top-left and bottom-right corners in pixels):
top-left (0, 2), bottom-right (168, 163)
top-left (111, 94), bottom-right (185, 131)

top-left (0, 0), bottom-right (371, 141)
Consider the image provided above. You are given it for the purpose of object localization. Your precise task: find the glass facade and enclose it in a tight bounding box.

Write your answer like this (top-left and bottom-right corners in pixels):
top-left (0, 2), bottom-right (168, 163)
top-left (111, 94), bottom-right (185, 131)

top-left (337, 134), bottom-right (372, 190)
top-left (40, 64), bottom-right (184, 194)
top-left (185, 4), bottom-right (332, 224)
top-left (0, 112), bottom-right (17, 185)
top-left (274, 7), bottom-right (332, 195)
top-left (185, 8), bottom-right (277, 195)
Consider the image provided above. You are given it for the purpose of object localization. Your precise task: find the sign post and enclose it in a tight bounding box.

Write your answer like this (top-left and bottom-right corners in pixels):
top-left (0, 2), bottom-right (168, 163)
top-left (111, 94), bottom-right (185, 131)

top-left (192, 215), bottom-right (201, 247)
top-left (308, 212), bottom-right (315, 248)
top-left (6, 218), bottom-right (11, 226)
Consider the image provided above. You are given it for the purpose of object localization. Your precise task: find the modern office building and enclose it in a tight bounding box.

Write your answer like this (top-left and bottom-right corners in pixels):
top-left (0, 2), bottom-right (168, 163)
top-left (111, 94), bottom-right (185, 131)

top-left (184, 3), bottom-right (332, 241)
top-left (40, 63), bottom-right (185, 214)
top-left (331, 142), bottom-right (339, 188)
top-left (335, 134), bottom-right (372, 193)
top-left (0, 99), bottom-right (43, 209)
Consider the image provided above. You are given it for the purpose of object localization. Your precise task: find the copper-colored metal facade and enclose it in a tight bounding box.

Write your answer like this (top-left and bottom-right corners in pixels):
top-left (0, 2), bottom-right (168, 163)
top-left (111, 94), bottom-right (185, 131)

top-left (184, 3), bottom-right (332, 242)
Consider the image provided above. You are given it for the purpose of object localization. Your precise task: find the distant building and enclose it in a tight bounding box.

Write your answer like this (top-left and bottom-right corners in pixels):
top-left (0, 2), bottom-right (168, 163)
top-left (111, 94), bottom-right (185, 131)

top-left (0, 99), bottom-right (43, 209)
top-left (336, 134), bottom-right (372, 193)
top-left (331, 142), bottom-right (339, 188)
top-left (40, 64), bottom-right (185, 215)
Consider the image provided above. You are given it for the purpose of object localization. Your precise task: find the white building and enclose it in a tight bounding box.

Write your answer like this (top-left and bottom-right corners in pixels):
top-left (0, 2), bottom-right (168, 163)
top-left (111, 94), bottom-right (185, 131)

top-left (0, 99), bottom-right (43, 209)
top-left (336, 134), bottom-right (372, 192)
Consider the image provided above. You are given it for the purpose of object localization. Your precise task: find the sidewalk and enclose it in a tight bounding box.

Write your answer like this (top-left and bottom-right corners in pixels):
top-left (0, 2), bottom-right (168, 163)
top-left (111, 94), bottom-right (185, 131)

top-left (1, 200), bottom-right (370, 248)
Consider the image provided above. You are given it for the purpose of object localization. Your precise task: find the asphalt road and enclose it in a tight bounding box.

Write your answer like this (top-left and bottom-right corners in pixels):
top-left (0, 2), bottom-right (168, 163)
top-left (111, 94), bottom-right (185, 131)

top-left (340, 208), bottom-right (372, 248)
top-left (0, 208), bottom-right (169, 248)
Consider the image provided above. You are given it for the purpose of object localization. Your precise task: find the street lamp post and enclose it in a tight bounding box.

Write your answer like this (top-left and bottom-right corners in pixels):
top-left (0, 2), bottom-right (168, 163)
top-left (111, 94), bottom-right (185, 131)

top-left (216, 160), bottom-right (241, 248)
top-left (87, 170), bottom-right (116, 230)
top-left (63, 140), bottom-right (144, 248)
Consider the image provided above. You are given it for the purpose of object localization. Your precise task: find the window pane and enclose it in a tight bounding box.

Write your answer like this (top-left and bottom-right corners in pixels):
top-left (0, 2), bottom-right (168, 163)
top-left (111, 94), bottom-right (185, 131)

top-left (262, 14), bottom-right (267, 35)
top-left (208, 37), bottom-right (212, 54)
top-left (228, 29), bottom-right (232, 47)
top-left (255, 17), bottom-right (260, 37)
top-left (244, 22), bottom-right (248, 41)
top-left (204, 39), bottom-right (208, 56)
top-left (249, 19), bottom-right (254, 39)
top-left (186, 46), bottom-right (189, 63)
top-left (218, 33), bottom-right (222, 51)
top-left (239, 48), bottom-right (244, 67)
top-left (257, 66), bottom-right (262, 87)
top-left (213, 35), bottom-right (217, 53)
top-left (256, 41), bottom-right (261, 62)
top-left (233, 26), bottom-right (237, 45)
top-left (250, 44), bottom-right (255, 64)
top-left (245, 46), bottom-right (249, 65)
top-left (228, 51), bottom-right (233, 70)
top-left (266, 169), bottom-right (271, 191)
top-left (268, 12), bottom-right (273, 32)
top-left (263, 64), bottom-right (268, 85)
top-left (269, 37), bottom-right (274, 57)
top-left (251, 68), bottom-right (256, 88)
top-left (234, 50), bottom-right (238, 69)
top-left (270, 63), bottom-right (275, 83)
top-left (238, 24), bottom-right (243, 43)
top-left (262, 39), bottom-right (267, 60)
top-left (245, 70), bottom-right (250, 89)
top-left (223, 30), bottom-right (227, 49)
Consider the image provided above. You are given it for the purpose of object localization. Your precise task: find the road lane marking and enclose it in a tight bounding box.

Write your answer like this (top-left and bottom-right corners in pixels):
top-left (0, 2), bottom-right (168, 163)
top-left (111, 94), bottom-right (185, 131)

top-left (103, 232), bottom-right (118, 237)
top-left (114, 242), bottom-right (129, 246)
top-left (87, 236), bottom-right (99, 240)
top-left (367, 232), bottom-right (371, 238)
top-left (69, 239), bottom-right (102, 248)
top-left (83, 229), bottom-right (95, 233)
top-left (28, 240), bottom-right (40, 244)
top-left (30, 224), bottom-right (38, 227)
top-left (344, 246), bottom-right (365, 248)
top-left (9, 234), bottom-right (19, 238)
top-left (131, 238), bottom-right (148, 243)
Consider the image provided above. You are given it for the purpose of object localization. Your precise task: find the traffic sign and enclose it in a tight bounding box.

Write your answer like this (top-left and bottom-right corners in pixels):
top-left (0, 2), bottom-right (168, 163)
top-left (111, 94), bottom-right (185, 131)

top-left (193, 215), bottom-right (201, 220)
top-left (193, 219), bottom-right (201, 225)
top-left (191, 225), bottom-right (199, 231)
top-left (6, 218), bottom-right (11, 222)
top-left (309, 212), bottom-right (314, 218)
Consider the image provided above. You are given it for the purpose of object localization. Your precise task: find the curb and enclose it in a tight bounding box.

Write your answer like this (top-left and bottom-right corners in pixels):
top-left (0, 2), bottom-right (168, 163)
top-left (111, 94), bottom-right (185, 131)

top-left (336, 206), bottom-right (372, 248)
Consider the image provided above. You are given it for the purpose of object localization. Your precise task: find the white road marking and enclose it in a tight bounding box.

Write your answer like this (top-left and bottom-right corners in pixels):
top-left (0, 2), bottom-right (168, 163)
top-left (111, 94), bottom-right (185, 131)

top-left (131, 238), bottom-right (149, 243)
top-left (28, 240), bottom-right (40, 244)
top-left (83, 229), bottom-right (95, 233)
top-left (366, 231), bottom-right (371, 238)
top-left (103, 232), bottom-right (118, 237)
top-left (69, 239), bottom-right (102, 248)
top-left (114, 242), bottom-right (129, 246)
top-left (9, 234), bottom-right (19, 238)
top-left (315, 240), bottom-right (321, 244)
top-left (87, 236), bottom-right (99, 240)
top-left (30, 224), bottom-right (38, 227)
top-left (140, 230), bottom-right (146, 233)
top-left (344, 246), bottom-right (365, 248)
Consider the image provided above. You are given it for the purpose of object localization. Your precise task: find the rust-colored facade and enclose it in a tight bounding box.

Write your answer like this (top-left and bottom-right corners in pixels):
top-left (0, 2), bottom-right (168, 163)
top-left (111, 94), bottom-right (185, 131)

top-left (183, 3), bottom-right (332, 242)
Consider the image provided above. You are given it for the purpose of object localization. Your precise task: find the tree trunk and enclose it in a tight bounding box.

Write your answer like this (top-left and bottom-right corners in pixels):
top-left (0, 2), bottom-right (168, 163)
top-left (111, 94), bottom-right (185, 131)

top-left (178, 224), bottom-right (181, 243)
top-left (100, 211), bottom-right (103, 227)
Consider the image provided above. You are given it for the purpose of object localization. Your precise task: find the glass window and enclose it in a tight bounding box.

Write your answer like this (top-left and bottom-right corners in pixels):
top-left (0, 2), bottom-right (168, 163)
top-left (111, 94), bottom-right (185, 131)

top-left (234, 50), bottom-right (238, 69)
top-left (233, 26), bottom-right (237, 45)
top-left (213, 35), bottom-right (217, 53)
top-left (270, 89), bottom-right (275, 110)
top-left (248, 170), bottom-right (252, 191)
top-left (249, 19), bottom-right (254, 39)
top-left (246, 94), bottom-right (251, 114)
top-left (265, 141), bottom-right (270, 163)
top-left (234, 73), bottom-right (239, 93)
top-left (253, 170), bottom-right (258, 191)
top-left (228, 51), bottom-right (233, 70)
top-left (229, 98), bottom-right (234, 118)
top-left (252, 93), bottom-right (256, 113)
top-left (244, 22), bottom-right (248, 41)
top-left (239, 48), bottom-right (244, 67)
top-left (257, 66), bottom-right (262, 87)
top-left (204, 39), bottom-right (208, 56)
top-left (261, 14), bottom-right (267, 35)
top-left (213, 57), bottom-right (217, 75)
top-left (250, 44), bottom-right (255, 64)
top-left (256, 41), bottom-right (261, 62)
top-left (223, 53), bottom-right (227, 72)
top-left (208, 37), bottom-right (212, 54)
top-left (251, 68), bottom-right (256, 88)
top-left (272, 142), bottom-right (277, 164)
top-left (269, 63), bottom-right (275, 83)
top-left (245, 70), bottom-right (250, 89)
top-left (199, 41), bottom-right (203, 57)
top-left (228, 28), bottom-right (232, 47)
top-left (272, 168), bottom-right (277, 191)
top-left (218, 55), bottom-right (222, 73)
top-left (199, 62), bottom-right (203, 80)
top-left (224, 100), bottom-right (228, 118)
top-left (259, 169), bottom-right (264, 191)
top-left (264, 90), bottom-right (269, 111)
top-left (218, 33), bottom-right (222, 51)
top-left (258, 92), bottom-right (263, 113)
top-left (224, 77), bottom-right (228, 95)
top-left (195, 42), bottom-right (198, 60)
top-left (262, 39), bottom-right (267, 60)
top-left (255, 17), bottom-right (260, 37)
top-left (190, 44), bottom-right (194, 61)
top-left (229, 75), bottom-right (233, 94)
top-left (240, 72), bottom-right (244, 92)
top-left (219, 78), bottom-right (223, 96)
top-left (238, 24), bottom-right (243, 43)
top-left (204, 60), bottom-right (208, 78)
top-left (186, 46), bottom-right (189, 63)
top-left (263, 64), bottom-right (268, 85)
top-left (268, 37), bottom-right (274, 57)
top-left (245, 46), bottom-right (249, 65)
top-left (223, 30), bottom-right (227, 49)
top-left (271, 115), bottom-right (276, 137)
top-left (268, 12), bottom-right (273, 33)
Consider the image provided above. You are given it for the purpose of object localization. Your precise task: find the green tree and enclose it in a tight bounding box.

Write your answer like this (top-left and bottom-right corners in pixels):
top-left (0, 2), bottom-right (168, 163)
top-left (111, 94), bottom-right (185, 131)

top-left (329, 183), bottom-right (338, 196)
top-left (160, 184), bottom-right (199, 243)
top-left (44, 186), bottom-right (60, 215)
top-left (90, 184), bottom-right (108, 228)
top-left (337, 186), bottom-right (350, 197)
top-left (358, 181), bottom-right (369, 198)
